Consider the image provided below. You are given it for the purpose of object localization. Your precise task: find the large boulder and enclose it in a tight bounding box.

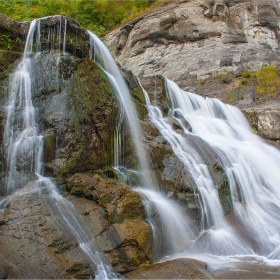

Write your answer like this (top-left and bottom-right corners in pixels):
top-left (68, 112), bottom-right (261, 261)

top-left (66, 173), bottom-right (152, 273)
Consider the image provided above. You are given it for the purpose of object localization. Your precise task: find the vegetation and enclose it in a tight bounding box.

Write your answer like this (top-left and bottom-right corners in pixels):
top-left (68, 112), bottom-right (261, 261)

top-left (238, 65), bottom-right (280, 98)
top-left (255, 65), bottom-right (280, 98)
top-left (0, 0), bottom-right (159, 36)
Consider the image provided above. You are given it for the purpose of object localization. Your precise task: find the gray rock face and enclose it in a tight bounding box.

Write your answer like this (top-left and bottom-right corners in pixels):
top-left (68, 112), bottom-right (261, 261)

top-left (106, 0), bottom-right (280, 91)
top-left (106, 0), bottom-right (280, 149)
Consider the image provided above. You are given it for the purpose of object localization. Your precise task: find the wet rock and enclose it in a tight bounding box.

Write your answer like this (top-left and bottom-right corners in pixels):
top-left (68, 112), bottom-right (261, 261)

top-left (25, 52), bottom-right (118, 176)
top-left (125, 258), bottom-right (212, 279)
top-left (0, 182), bottom-right (94, 278)
top-left (35, 15), bottom-right (89, 58)
top-left (66, 173), bottom-right (146, 223)
top-left (65, 173), bottom-right (153, 272)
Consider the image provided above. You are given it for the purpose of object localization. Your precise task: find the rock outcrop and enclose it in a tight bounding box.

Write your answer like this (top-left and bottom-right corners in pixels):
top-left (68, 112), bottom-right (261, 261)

top-left (107, 0), bottom-right (280, 91)
top-left (106, 0), bottom-right (280, 148)
top-left (125, 258), bottom-right (212, 279)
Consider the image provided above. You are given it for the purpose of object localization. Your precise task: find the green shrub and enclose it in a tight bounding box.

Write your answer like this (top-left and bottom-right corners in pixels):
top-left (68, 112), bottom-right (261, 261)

top-left (255, 65), bottom-right (280, 97)
top-left (242, 71), bottom-right (254, 79)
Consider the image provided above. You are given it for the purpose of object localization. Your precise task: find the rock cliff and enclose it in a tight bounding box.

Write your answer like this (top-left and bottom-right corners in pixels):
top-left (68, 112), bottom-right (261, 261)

top-left (106, 0), bottom-right (280, 147)
top-left (107, 0), bottom-right (280, 90)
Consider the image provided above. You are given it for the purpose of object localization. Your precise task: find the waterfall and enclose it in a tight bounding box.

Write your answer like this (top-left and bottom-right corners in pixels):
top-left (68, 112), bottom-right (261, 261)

top-left (2, 13), bottom-right (280, 278)
top-left (138, 187), bottom-right (195, 262)
top-left (88, 31), bottom-right (156, 188)
top-left (139, 76), bottom-right (280, 264)
top-left (1, 17), bottom-right (116, 279)
top-left (87, 32), bottom-right (199, 262)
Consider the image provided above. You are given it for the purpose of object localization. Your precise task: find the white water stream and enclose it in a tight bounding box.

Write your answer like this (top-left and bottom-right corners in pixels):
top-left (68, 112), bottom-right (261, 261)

top-left (87, 33), bottom-right (199, 263)
top-left (88, 31), bottom-right (156, 189)
top-left (1, 17), bottom-right (116, 279)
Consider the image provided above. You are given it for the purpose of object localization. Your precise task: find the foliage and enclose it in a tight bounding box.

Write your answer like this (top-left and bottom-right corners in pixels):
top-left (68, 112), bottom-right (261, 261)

top-left (255, 65), bottom-right (280, 98)
top-left (0, 0), bottom-right (158, 35)
top-left (242, 70), bottom-right (254, 79)
top-left (229, 92), bottom-right (235, 103)
top-left (0, 34), bottom-right (12, 50)
top-left (251, 127), bottom-right (258, 134)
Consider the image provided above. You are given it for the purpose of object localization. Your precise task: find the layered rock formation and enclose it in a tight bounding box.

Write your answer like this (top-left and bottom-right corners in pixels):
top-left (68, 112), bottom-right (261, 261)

top-left (106, 0), bottom-right (280, 147)
top-left (107, 0), bottom-right (280, 90)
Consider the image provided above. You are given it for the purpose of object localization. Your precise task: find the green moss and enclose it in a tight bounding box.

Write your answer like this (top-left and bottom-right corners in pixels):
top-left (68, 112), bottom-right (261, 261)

top-left (43, 134), bottom-right (56, 164)
top-left (229, 92), bottom-right (236, 103)
top-left (242, 70), bottom-right (254, 79)
top-left (98, 193), bottom-right (113, 205)
top-left (55, 148), bottom-right (85, 177)
top-left (251, 127), bottom-right (258, 134)
top-left (55, 58), bottom-right (118, 176)
top-left (131, 85), bottom-right (148, 120)
top-left (237, 84), bottom-right (245, 92)
top-left (120, 199), bottom-right (144, 221)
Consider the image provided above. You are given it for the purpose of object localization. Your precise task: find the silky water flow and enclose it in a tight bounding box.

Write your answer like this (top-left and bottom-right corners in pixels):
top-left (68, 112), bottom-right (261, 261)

top-left (1, 17), bottom-right (117, 279)
top-left (139, 77), bottom-right (280, 275)
top-left (88, 32), bottom-right (197, 262)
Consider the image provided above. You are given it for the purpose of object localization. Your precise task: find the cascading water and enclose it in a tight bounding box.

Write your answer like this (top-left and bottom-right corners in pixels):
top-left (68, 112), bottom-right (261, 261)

top-left (139, 76), bottom-right (280, 274)
top-left (87, 32), bottom-right (198, 262)
top-left (88, 31), bottom-right (155, 188)
top-left (2, 13), bottom-right (280, 278)
top-left (1, 17), bottom-right (116, 279)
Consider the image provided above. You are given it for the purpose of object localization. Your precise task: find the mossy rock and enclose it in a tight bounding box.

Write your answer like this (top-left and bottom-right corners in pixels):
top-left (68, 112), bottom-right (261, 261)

top-left (43, 134), bottom-right (56, 164)
top-left (65, 173), bottom-right (145, 224)
top-left (121, 68), bottom-right (148, 120)
top-left (56, 58), bottom-right (118, 176)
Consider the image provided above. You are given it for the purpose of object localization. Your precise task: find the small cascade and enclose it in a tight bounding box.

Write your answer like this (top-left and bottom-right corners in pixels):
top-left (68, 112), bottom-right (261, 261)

top-left (1, 17), bottom-right (117, 279)
top-left (4, 19), bottom-right (41, 194)
top-left (137, 187), bottom-right (195, 262)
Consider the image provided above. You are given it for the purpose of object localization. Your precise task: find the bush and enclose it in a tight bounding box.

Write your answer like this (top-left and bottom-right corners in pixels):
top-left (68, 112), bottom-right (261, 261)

top-left (242, 70), bottom-right (254, 79)
top-left (255, 65), bottom-right (280, 98)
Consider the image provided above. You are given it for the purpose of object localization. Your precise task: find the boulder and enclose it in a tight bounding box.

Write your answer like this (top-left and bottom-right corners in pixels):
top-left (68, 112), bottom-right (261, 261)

top-left (125, 258), bottom-right (212, 279)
